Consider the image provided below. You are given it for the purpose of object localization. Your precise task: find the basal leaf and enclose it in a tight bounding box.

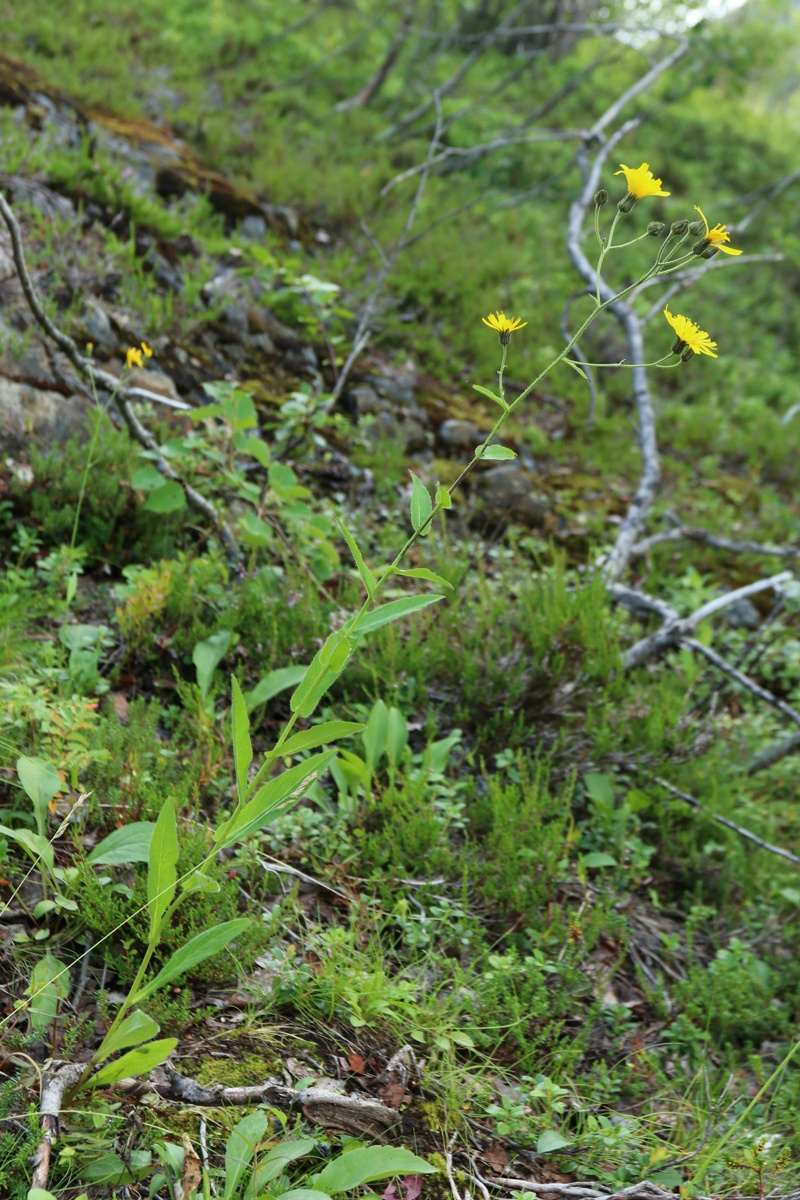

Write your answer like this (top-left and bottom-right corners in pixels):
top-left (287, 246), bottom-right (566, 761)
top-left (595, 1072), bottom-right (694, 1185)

top-left (88, 1038), bottom-right (179, 1087)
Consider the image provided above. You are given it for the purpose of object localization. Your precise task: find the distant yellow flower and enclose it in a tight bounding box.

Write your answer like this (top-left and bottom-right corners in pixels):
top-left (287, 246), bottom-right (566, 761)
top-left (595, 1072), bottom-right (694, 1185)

top-left (615, 163), bottom-right (670, 211)
top-left (141, 341), bottom-right (154, 358)
top-left (664, 305), bottom-right (718, 359)
top-left (693, 206), bottom-right (742, 256)
top-left (126, 346), bottom-right (144, 369)
top-left (482, 311), bottom-right (527, 344)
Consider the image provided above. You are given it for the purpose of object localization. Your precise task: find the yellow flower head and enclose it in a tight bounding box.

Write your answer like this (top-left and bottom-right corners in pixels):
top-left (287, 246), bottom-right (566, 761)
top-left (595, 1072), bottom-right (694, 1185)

top-left (126, 346), bottom-right (144, 370)
top-left (615, 163), bottom-right (670, 207)
top-left (141, 341), bottom-right (154, 358)
top-left (693, 206), bottom-right (742, 256)
top-left (482, 311), bottom-right (527, 344)
top-left (664, 305), bottom-right (718, 359)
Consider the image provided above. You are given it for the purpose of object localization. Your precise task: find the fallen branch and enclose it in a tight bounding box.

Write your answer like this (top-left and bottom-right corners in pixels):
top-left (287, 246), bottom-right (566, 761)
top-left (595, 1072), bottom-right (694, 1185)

top-left (746, 730), bottom-right (800, 775)
top-left (622, 572), bottom-right (792, 671)
top-left (0, 191), bottom-right (241, 571)
top-left (631, 526), bottom-right (800, 561)
top-left (31, 1061), bottom-right (85, 1190)
top-left (651, 775), bottom-right (800, 867)
top-left (682, 636), bottom-right (800, 728)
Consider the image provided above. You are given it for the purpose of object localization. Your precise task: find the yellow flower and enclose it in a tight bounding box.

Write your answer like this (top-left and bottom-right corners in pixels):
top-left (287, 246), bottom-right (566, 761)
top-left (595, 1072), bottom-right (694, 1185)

top-left (141, 341), bottom-right (154, 358)
top-left (615, 163), bottom-right (670, 210)
top-left (693, 206), bottom-right (742, 256)
top-left (126, 346), bottom-right (144, 370)
top-left (482, 311), bottom-right (527, 344)
top-left (664, 305), bottom-right (718, 359)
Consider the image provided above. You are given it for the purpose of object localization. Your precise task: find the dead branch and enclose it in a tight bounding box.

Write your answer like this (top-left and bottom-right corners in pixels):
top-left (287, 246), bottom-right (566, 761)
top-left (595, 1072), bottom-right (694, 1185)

top-left (321, 90), bottom-right (445, 413)
top-left (683, 636), bottom-right (800, 729)
top-left (336, 3), bottom-right (418, 112)
top-left (31, 1061), bottom-right (85, 1190)
top-left (651, 776), bottom-right (800, 868)
top-left (0, 192), bottom-right (242, 570)
top-left (622, 572), bottom-right (792, 671)
top-left (631, 526), bottom-right (800, 561)
top-left (747, 730), bottom-right (800, 775)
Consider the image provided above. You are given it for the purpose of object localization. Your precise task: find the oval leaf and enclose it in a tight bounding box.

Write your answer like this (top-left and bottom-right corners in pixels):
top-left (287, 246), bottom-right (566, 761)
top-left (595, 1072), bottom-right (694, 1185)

top-left (96, 1009), bottom-right (160, 1062)
top-left (477, 444), bottom-right (516, 460)
top-left (88, 822), bottom-right (155, 866)
top-left (536, 1130), bottom-right (571, 1154)
top-left (314, 1147), bottom-right (437, 1194)
top-left (144, 481), bottom-right (186, 513)
top-left (409, 472), bottom-right (433, 535)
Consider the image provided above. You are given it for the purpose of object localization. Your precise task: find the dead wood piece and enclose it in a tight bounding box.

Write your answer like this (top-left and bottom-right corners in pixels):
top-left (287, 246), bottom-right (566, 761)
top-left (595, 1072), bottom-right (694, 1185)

top-left (0, 191), bottom-right (242, 571)
top-left (117, 1064), bottom-right (401, 1136)
top-left (747, 730), bottom-right (800, 775)
top-left (31, 1061), bottom-right (85, 1190)
top-left (682, 636), bottom-right (800, 729)
top-left (651, 775), bottom-right (800, 868)
top-left (632, 526), bottom-right (800, 561)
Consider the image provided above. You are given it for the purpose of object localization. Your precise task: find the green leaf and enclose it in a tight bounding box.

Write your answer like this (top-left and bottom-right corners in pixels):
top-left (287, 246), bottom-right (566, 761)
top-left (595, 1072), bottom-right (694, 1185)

top-left (385, 706), bottom-right (408, 768)
top-left (144, 481), bottom-right (186, 513)
top-left (247, 437), bottom-right (271, 468)
top-left (88, 822), bottom-right (155, 865)
top-left (581, 851), bottom-right (617, 869)
top-left (409, 471), bottom-right (433, 534)
top-left (27, 1190), bottom-right (60, 1200)
top-left (131, 464), bottom-right (166, 490)
top-left (362, 699), bottom-right (388, 770)
top-left (477, 444), bottom-right (516, 460)
top-left (252, 1139), bottom-right (317, 1190)
top-left (279, 1191), bottom-right (332, 1200)
top-left (219, 752), bottom-right (337, 846)
top-left (450, 1031), bottom-right (475, 1048)
top-left (386, 567), bottom-right (453, 589)
top-left (353, 594), bottom-right (444, 635)
top-left (17, 756), bottom-right (62, 833)
top-left (147, 797), bottom-right (178, 942)
top-left (564, 357), bottom-right (588, 380)
top-left (88, 1039), bottom-right (179, 1087)
top-left (536, 1130), bottom-right (571, 1154)
top-left (472, 383), bottom-right (509, 410)
top-left (181, 869), bottom-right (220, 895)
top-left (80, 1150), bottom-right (151, 1184)
top-left (313, 1146), bottom-right (437, 1194)
top-left (337, 518), bottom-right (376, 597)
top-left (26, 952), bottom-right (69, 1033)
top-left (244, 665), bottom-right (308, 713)
top-left (290, 633), bottom-right (353, 718)
top-left (435, 482), bottom-right (452, 510)
top-left (277, 721), bottom-right (365, 759)
top-left (132, 919), bottom-right (251, 1004)
top-left (193, 630), bottom-right (232, 699)
top-left (584, 772), bottom-right (615, 814)
top-left (239, 511), bottom-right (274, 548)
top-left (0, 824), bottom-right (54, 871)
top-left (224, 1110), bottom-right (269, 1200)
top-left (231, 677), bottom-right (253, 803)
top-left (96, 1010), bottom-right (160, 1062)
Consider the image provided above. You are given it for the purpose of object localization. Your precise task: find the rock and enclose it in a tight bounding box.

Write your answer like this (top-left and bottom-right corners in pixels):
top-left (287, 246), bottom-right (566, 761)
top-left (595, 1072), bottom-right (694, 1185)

top-left (143, 246), bottom-right (184, 293)
top-left (81, 298), bottom-right (117, 357)
top-left (220, 304), bottom-right (250, 338)
top-left (349, 385), bottom-right (384, 416)
top-left (0, 380), bottom-right (92, 455)
top-left (241, 214), bottom-right (268, 241)
top-left (474, 464), bottom-right (549, 528)
top-left (438, 418), bottom-right (483, 456)
top-left (125, 367), bottom-right (181, 403)
top-left (723, 598), bottom-right (761, 630)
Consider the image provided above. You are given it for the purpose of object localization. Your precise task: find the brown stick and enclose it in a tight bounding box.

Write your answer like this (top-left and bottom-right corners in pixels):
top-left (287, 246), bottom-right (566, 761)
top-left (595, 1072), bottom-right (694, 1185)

top-left (31, 1062), bottom-right (85, 1190)
top-left (0, 191), bottom-right (242, 571)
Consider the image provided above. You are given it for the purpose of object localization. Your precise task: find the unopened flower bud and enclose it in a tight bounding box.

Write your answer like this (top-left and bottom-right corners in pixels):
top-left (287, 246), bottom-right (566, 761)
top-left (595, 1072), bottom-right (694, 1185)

top-left (670, 220), bottom-right (688, 235)
top-left (680, 345), bottom-right (696, 362)
top-left (688, 220), bottom-right (705, 237)
top-left (647, 221), bottom-right (666, 237)
top-left (700, 245), bottom-right (720, 259)
top-left (594, 189), bottom-right (608, 207)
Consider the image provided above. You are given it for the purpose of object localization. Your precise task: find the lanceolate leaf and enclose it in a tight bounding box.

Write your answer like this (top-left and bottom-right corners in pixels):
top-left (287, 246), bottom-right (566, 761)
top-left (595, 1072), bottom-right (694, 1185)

top-left (0, 824), bottom-right (54, 871)
top-left (96, 1010), bottom-right (160, 1062)
top-left (88, 1038), bottom-right (179, 1087)
top-left (231, 676), bottom-right (253, 803)
top-left (244, 665), bottom-right (308, 713)
top-left (224, 1110), bottom-right (269, 1200)
top-left (409, 472), bottom-right (433, 534)
top-left (273, 721), bottom-right (365, 759)
top-left (351, 594), bottom-right (444, 635)
top-left (337, 517), bottom-right (376, 597)
top-left (477, 444), bottom-right (516, 460)
top-left (131, 918), bottom-right (251, 1003)
top-left (472, 383), bottom-right (509, 410)
top-left (218, 751), bottom-right (337, 846)
top-left (147, 798), bottom-right (178, 943)
top-left (386, 566), bottom-right (453, 589)
top-left (290, 632), bottom-right (353, 718)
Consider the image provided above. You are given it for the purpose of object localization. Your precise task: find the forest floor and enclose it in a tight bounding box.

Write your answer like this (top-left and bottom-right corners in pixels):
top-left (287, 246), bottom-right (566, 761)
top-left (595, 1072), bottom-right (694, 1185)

top-left (2, 8), bottom-right (800, 1199)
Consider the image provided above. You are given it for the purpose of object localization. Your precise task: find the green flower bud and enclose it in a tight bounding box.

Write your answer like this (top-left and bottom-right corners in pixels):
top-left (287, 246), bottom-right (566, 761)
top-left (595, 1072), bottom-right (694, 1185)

top-left (692, 239), bottom-right (711, 255)
top-left (647, 221), bottom-right (666, 237)
top-left (670, 220), bottom-right (689, 235)
top-left (594, 189), bottom-right (608, 207)
top-left (680, 345), bottom-right (696, 362)
top-left (618, 193), bottom-right (636, 214)
top-left (700, 245), bottom-right (720, 259)
top-left (688, 220), bottom-right (705, 237)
